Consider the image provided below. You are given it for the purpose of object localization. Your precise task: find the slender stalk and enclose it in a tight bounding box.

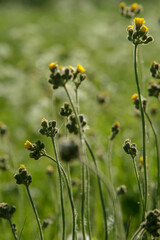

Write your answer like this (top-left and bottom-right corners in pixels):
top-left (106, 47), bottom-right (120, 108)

top-left (51, 135), bottom-right (66, 240)
top-left (131, 157), bottom-right (144, 213)
top-left (25, 185), bottom-right (44, 240)
top-left (8, 218), bottom-right (18, 240)
top-left (134, 44), bottom-right (147, 219)
top-left (44, 153), bottom-right (76, 240)
top-left (107, 140), bottom-right (113, 182)
top-left (86, 166), bottom-right (92, 240)
top-left (130, 225), bottom-right (144, 240)
top-left (64, 84), bottom-right (86, 239)
top-left (84, 137), bottom-right (108, 240)
top-left (75, 88), bottom-right (79, 113)
top-left (145, 111), bottom-right (160, 207)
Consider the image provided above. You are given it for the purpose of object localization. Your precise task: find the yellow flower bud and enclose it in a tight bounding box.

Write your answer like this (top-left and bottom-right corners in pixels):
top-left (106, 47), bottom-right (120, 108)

top-left (76, 64), bottom-right (86, 73)
top-left (134, 17), bottom-right (145, 27)
top-left (24, 140), bottom-right (32, 150)
top-left (120, 2), bottom-right (125, 9)
top-left (131, 3), bottom-right (138, 11)
top-left (131, 94), bottom-right (138, 100)
top-left (140, 25), bottom-right (149, 33)
top-left (19, 164), bottom-right (26, 170)
top-left (48, 62), bottom-right (57, 70)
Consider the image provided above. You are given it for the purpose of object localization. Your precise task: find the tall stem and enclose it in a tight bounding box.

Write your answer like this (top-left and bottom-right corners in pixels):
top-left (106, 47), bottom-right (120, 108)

top-left (134, 44), bottom-right (147, 219)
top-left (25, 185), bottom-right (44, 240)
top-left (84, 137), bottom-right (108, 240)
top-left (145, 111), bottom-right (160, 207)
top-left (8, 218), bottom-right (18, 240)
top-left (44, 153), bottom-right (76, 240)
top-left (64, 84), bottom-right (86, 239)
top-left (130, 225), bottom-right (144, 240)
top-left (51, 135), bottom-right (66, 240)
top-left (86, 166), bottom-right (92, 240)
top-left (132, 157), bottom-right (144, 212)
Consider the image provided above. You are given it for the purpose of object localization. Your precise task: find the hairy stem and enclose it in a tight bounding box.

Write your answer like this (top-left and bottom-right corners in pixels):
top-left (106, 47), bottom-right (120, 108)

top-left (25, 185), bottom-right (44, 240)
top-left (134, 44), bottom-right (147, 219)
top-left (8, 218), bottom-right (18, 240)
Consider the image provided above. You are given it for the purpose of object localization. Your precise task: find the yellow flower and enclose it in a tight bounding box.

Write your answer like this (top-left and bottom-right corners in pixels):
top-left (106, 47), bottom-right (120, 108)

top-left (139, 156), bottom-right (148, 163)
top-left (24, 140), bottom-right (32, 150)
top-left (131, 3), bottom-right (138, 11)
top-left (76, 64), bottom-right (86, 73)
top-left (19, 164), bottom-right (26, 170)
top-left (114, 121), bottom-right (120, 127)
top-left (134, 17), bottom-right (145, 27)
top-left (41, 118), bottom-right (48, 123)
top-left (131, 93), bottom-right (138, 100)
top-left (68, 65), bottom-right (75, 72)
top-left (120, 2), bottom-right (125, 9)
top-left (140, 25), bottom-right (149, 33)
top-left (48, 62), bottom-right (57, 70)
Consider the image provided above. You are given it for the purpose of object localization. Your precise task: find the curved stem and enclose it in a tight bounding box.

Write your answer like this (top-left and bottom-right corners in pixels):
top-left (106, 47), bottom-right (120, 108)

top-left (145, 111), bottom-right (160, 207)
top-left (84, 137), bottom-right (108, 240)
top-left (134, 44), bottom-right (147, 220)
top-left (8, 218), bottom-right (18, 240)
top-left (51, 135), bottom-right (66, 240)
top-left (44, 153), bottom-right (76, 240)
top-left (132, 157), bottom-right (144, 212)
top-left (25, 185), bottom-right (44, 240)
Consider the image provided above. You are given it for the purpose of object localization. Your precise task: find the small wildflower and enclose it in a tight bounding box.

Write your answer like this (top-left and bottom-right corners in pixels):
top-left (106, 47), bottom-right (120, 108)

top-left (131, 93), bottom-right (138, 100)
top-left (110, 121), bottom-right (120, 140)
top-left (134, 17), bottom-right (145, 27)
top-left (60, 102), bottom-right (73, 117)
top-left (145, 209), bottom-right (160, 237)
top-left (39, 119), bottom-right (58, 137)
top-left (150, 61), bottom-right (160, 79)
top-left (0, 203), bottom-right (16, 220)
top-left (131, 3), bottom-right (138, 11)
top-left (116, 185), bottom-right (127, 196)
top-left (59, 138), bottom-right (79, 162)
top-left (140, 25), bottom-right (149, 33)
top-left (76, 64), bottom-right (86, 73)
top-left (123, 139), bottom-right (137, 158)
top-left (14, 165), bottom-right (32, 186)
top-left (48, 62), bottom-right (57, 71)
top-left (139, 156), bottom-right (148, 164)
top-left (120, 2), bottom-right (125, 9)
top-left (25, 140), bottom-right (45, 160)
top-left (24, 140), bottom-right (32, 150)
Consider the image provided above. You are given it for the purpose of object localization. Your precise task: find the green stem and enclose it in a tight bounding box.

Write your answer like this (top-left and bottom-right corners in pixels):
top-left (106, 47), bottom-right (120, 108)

top-left (134, 44), bottom-right (147, 219)
top-left (8, 218), bottom-right (18, 240)
top-left (51, 135), bottom-right (66, 240)
top-left (145, 111), bottom-right (160, 207)
top-left (130, 225), bottom-right (144, 240)
top-left (64, 84), bottom-right (86, 239)
top-left (44, 153), bottom-right (76, 240)
top-left (25, 185), bottom-right (44, 240)
top-left (84, 137), bottom-right (108, 240)
top-left (86, 166), bottom-right (92, 240)
top-left (75, 88), bottom-right (79, 113)
top-left (131, 156), bottom-right (144, 213)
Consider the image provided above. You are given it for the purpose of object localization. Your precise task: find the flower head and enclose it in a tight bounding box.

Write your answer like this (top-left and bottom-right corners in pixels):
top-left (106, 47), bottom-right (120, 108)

top-left (48, 62), bottom-right (57, 71)
top-left (134, 17), bottom-right (145, 27)
top-left (76, 64), bottom-right (86, 73)
top-left (24, 140), bottom-right (32, 150)
top-left (19, 164), bottom-right (26, 171)
top-left (120, 2), bottom-right (125, 9)
top-left (132, 93), bottom-right (138, 100)
top-left (131, 3), bottom-right (138, 11)
top-left (140, 25), bottom-right (149, 33)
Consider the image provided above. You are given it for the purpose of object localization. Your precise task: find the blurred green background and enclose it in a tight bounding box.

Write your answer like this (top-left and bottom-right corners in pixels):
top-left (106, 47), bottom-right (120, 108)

top-left (1, 0), bottom-right (160, 239)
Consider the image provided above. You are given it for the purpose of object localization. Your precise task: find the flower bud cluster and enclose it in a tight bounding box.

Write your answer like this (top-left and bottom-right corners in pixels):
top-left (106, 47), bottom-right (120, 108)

top-left (150, 61), bottom-right (160, 79)
top-left (120, 2), bottom-right (142, 19)
top-left (25, 140), bottom-right (45, 160)
top-left (14, 165), bottom-right (32, 186)
top-left (123, 139), bottom-right (137, 158)
top-left (59, 138), bottom-right (79, 162)
top-left (110, 121), bottom-right (120, 140)
top-left (39, 118), bottom-right (58, 137)
top-left (48, 62), bottom-right (86, 89)
top-left (131, 93), bottom-right (147, 111)
top-left (0, 122), bottom-right (7, 136)
top-left (66, 114), bottom-right (87, 135)
top-left (127, 18), bottom-right (153, 45)
top-left (144, 209), bottom-right (160, 238)
top-left (60, 102), bottom-right (73, 117)
top-left (148, 81), bottom-right (160, 99)
top-left (0, 155), bottom-right (8, 170)
top-left (0, 202), bottom-right (16, 220)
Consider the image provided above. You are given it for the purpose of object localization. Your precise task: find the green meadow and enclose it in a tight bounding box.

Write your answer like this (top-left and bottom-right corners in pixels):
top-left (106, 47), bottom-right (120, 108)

top-left (1, 0), bottom-right (160, 239)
